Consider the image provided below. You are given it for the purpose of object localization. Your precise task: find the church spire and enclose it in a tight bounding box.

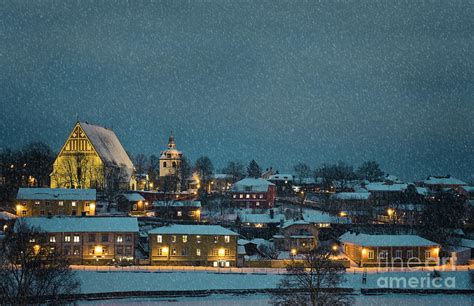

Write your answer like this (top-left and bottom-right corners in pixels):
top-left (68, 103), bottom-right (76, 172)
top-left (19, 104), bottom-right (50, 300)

top-left (168, 132), bottom-right (176, 149)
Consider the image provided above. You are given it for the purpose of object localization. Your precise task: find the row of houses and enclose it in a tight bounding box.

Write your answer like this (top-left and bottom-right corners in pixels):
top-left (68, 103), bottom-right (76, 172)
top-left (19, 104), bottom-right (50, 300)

top-left (15, 217), bottom-right (238, 267)
top-left (10, 216), bottom-right (444, 267)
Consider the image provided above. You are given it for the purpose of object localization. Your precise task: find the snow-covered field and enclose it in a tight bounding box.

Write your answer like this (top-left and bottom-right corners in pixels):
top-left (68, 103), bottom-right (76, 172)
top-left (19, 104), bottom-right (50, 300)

top-left (76, 270), bottom-right (472, 293)
top-left (79, 294), bottom-right (474, 306)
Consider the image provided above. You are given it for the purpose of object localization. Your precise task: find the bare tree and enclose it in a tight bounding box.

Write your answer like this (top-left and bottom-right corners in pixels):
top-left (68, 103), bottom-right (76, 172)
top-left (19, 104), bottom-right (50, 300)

top-left (103, 166), bottom-right (129, 205)
top-left (294, 162), bottom-right (312, 184)
top-left (272, 246), bottom-right (352, 306)
top-left (0, 221), bottom-right (80, 303)
top-left (258, 243), bottom-right (280, 259)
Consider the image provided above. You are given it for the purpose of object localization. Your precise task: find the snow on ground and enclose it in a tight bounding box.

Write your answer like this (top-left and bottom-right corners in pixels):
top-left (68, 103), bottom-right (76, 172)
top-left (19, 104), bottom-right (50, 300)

top-left (79, 294), bottom-right (474, 306)
top-left (76, 270), bottom-right (472, 294)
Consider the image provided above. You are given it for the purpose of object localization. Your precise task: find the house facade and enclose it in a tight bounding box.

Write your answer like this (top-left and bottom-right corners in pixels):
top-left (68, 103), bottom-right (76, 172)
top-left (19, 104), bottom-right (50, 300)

top-left (19, 217), bottom-right (139, 264)
top-left (340, 232), bottom-right (440, 267)
top-left (15, 188), bottom-right (96, 217)
top-left (153, 200), bottom-right (201, 222)
top-left (149, 224), bottom-right (238, 267)
top-left (230, 178), bottom-right (276, 209)
top-left (117, 192), bottom-right (148, 215)
top-left (50, 122), bottom-right (134, 190)
top-left (273, 220), bottom-right (318, 254)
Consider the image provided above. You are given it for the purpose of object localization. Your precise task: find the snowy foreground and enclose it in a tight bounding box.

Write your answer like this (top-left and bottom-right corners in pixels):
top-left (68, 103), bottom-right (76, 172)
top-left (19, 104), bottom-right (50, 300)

top-left (76, 270), bottom-right (472, 293)
top-left (80, 294), bottom-right (473, 306)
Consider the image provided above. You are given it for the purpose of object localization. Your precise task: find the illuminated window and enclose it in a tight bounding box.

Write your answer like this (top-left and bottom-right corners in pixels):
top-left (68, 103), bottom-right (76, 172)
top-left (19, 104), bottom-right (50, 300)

top-left (379, 250), bottom-right (388, 260)
top-left (73, 236), bottom-right (80, 243)
top-left (224, 236), bottom-right (230, 243)
top-left (157, 235), bottom-right (162, 243)
top-left (172, 235), bottom-right (176, 243)
top-left (259, 194), bottom-right (264, 199)
top-left (196, 248), bottom-right (201, 256)
top-left (196, 235), bottom-right (201, 243)
top-left (49, 236), bottom-right (56, 243)
top-left (34, 201), bottom-right (40, 205)
top-left (177, 211), bottom-right (182, 217)
top-left (64, 235), bottom-right (71, 242)
top-left (117, 235), bottom-right (123, 243)
top-left (239, 194), bottom-right (243, 199)
top-left (368, 250), bottom-right (375, 260)
top-left (182, 235), bottom-right (188, 243)
top-left (172, 248), bottom-right (176, 255)
top-left (425, 250), bottom-right (431, 259)
top-left (71, 202), bottom-right (76, 207)
top-left (58, 201), bottom-right (64, 206)
top-left (233, 194), bottom-right (236, 199)
top-left (246, 194), bottom-right (250, 199)
top-left (225, 249), bottom-right (230, 256)
top-left (214, 236), bottom-right (218, 243)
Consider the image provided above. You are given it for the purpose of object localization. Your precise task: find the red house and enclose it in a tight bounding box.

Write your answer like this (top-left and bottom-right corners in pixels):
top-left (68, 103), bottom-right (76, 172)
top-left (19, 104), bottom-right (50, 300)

top-left (230, 178), bottom-right (276, 208)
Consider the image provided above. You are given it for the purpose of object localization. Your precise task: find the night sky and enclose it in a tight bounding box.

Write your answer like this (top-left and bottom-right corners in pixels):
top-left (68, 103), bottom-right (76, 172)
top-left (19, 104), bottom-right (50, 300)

top-left (1, 1), bottom-right (473, 182)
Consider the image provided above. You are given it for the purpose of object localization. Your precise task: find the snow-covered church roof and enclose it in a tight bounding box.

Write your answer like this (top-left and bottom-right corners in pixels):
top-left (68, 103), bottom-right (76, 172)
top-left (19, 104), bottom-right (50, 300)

top-left (79, 122), bottom-right (134, 178)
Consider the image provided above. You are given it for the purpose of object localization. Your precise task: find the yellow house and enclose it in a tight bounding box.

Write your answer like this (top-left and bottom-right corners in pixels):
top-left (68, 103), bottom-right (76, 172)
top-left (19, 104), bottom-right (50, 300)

top-left (149, 224), bottom-right (238, 267)
top-left (15, 187), bottom-right (96, 217)
top-left (50, 122), bottom-right (134, 190)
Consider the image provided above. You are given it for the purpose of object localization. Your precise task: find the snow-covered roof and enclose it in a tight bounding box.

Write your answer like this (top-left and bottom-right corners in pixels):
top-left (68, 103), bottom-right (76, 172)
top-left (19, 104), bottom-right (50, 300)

top-left (122, 193), bottom-right (145, 202)
top-left (280, 219), bottom-right (309, 229)
top-left (237, 245), bottom-right (246, 255)
top-left (423, 176), bottom-right (467, 186)
top-left (331, 192), bottom-right (370, 201)
top-left (268, 174), bottom-right (294, 181)
top-left (212, 174), bottom-right (232, 179)
top-left (239, 213), bottom-right (284, 224)
top-left (416, 187), bottom-right (429, 196)
top-left (153, 201), bottom-right (201, 208)
top-left (18, 217), bottom-right (139, 233)
top-left (460, 186), bottom-right (474, 193)
top-left (148, 224), bottom-right (238, 236)
top-left (0, 211), bottom-right (17, 220)
top-left (231, 178), bottom-right (274, 192)
top-left (339, 232), bottom-right (439, 247)
top-left (16, 188), bottom-right (96, 201)
top-left (303, 210), bottom-right (345, 224)
top-left (384, 174), bottom-right (403, 183)
top-left (459, 238), bottom-right (474, 248)
top-left (79, 122), bottom-right (134, 179)
top-left (366, 183), bottom-right (408, 192)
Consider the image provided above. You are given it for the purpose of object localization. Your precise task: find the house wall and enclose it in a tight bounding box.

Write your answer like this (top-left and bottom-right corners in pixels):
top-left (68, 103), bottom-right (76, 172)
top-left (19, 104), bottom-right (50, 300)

top-left (230, 186), bottom-right (276, 209)
top-left (15, 199), bottom-right (95, 217)
top-left (40, 231), bottom-right (136, 264)
top-left (155, 206), bottom-right (200, 222)
top-left (343, 243), bottom-right (440, 267)
top-left (149, 233), bottom-right (237, 266)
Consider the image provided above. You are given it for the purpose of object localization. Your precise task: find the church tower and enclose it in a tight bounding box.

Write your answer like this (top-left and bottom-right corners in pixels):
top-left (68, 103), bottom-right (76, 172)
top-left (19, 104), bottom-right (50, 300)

top-left (159, 132), bottom-right (183, 177)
